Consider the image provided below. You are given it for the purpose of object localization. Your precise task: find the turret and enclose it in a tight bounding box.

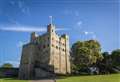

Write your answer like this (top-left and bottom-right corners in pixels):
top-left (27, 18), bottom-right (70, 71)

top-left (47, 24), bottom-right (55, 34)
top-left (30, 32), bottom-right (38, 43)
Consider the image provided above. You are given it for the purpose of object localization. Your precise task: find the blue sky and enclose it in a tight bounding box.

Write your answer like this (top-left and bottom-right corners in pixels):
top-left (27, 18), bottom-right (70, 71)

top-left (0, 0), bottom-right (119, 67)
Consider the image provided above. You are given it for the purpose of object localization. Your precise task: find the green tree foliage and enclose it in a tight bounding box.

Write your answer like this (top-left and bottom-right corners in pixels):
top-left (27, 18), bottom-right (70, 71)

top-left (97, 50), bottom-right (120, 74)
top-left (111, 49), bottom-right (120, 66)
top-left (96, 52), bottom-right (112, 74)
top-left (1, 63), bottom-right (13, 68)
top-left (102, 52), bottom-right (112, 66)
top-left (71, 40), bottom-right (103, 71)
top-left (102, 52), bottom-right (109, 58)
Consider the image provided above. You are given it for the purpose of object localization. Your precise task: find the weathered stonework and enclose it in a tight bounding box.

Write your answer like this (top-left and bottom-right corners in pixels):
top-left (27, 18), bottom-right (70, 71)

top-left (19, 24), bottom-right (71, 79)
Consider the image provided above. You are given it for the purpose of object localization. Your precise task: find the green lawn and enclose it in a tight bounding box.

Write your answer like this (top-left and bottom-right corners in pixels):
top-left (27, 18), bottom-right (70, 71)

top-left (0, 74), bottom-right (120, 82)
top-left (57, 74), bottom-right (120, 82)
top-left (0, 78), bottom-right (28, 82)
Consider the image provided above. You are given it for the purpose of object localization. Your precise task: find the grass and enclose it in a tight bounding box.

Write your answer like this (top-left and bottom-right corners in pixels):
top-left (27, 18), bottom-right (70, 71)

top-left (0, 78), bottom-right (28, 82)
top-left (57, 74), bottom-right (120, 82)
top-left (0, 74), bottom-right (120, 82)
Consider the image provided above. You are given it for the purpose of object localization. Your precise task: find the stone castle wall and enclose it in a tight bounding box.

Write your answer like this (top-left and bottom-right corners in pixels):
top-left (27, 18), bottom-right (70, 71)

top-left (19, 24), bottom-right (71, 79)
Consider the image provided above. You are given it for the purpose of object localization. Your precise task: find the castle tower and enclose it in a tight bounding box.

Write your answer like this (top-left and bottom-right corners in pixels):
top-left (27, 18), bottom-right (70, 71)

top-left (63, 35), bottom-right (71, 74)
top-left (47, 24), bottom-right (71, 74)
top-left (47, 23), bottom-right (56, 69)
top-left (19, 23), bottom-right (71, 79)
top-left (47, 24), bottom-right (55, 33)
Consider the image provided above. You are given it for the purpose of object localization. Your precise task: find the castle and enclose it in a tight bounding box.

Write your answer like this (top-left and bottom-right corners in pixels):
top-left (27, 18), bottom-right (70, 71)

top-left (19, 24), bottom-right (71, 79)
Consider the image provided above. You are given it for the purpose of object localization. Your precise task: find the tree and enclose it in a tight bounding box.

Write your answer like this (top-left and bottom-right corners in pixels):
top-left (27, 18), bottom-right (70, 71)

top-left (71, 40), bottom-right (103, 72)
top-left (84, 40), bottom-right (103, 61)
top-left (102, 52), bottom-right (109, 58)
top-left (96, 52), bottom-right (111, 74)
top-left (111, 49), bottom-right (120, 66)
top-left (97, 50), bottom-right (120, 74)
top-left (1, 63), bottom-right (13, 68)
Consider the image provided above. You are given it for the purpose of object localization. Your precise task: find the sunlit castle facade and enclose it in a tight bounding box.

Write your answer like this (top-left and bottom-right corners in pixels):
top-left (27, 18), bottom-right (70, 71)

top-left (19, 23), bottom-right (71, 79)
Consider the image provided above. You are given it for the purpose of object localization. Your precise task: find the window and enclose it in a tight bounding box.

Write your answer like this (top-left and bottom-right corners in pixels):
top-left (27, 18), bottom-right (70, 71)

top-left (24, 60), bottom-right (28, 64)
top-left (55, 67), bottom-right (59, 70)
top-left (56, 46), bottom-right (58, 49)
top-left (59, 47), bottom-right (61, 50)
top-left (52, 44), bottom-right (54, 47)
top-left (48, 37), bottom-right (49, 40)
top-left (52, 37), bottom-right (54, 40)
top-left (59, 41), bottom-right (61, 44)
top-left (43, 45), bottom-right (46, 48)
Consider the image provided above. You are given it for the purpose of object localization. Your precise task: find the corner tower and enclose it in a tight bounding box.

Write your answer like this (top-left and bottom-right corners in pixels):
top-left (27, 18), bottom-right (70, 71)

top-left (47, 24), bottom-right (55, 34)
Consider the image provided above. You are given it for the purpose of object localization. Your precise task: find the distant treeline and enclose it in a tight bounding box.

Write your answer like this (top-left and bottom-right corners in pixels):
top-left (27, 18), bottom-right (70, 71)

top-left (0, 68), bottom-right (19, 78)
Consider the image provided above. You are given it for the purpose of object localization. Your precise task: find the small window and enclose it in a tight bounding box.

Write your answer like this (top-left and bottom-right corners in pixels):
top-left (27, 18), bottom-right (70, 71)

top-left (59, 41), bottom-right (61, 44)
top-left (56, 46), bottom-right (58, 49)
top-left (24, 60), bottom-right (28, 64)
top-left (43, 45), bottom-right (46, 48)
top-left (52, 37), bottom-right (54, 40)
top-left (52, 44), bottom-right (54, 47)
top-left (52, 29), bottom-right (53, 32)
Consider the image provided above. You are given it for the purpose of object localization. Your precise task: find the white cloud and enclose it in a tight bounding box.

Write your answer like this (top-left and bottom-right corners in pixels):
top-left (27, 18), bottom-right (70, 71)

top-left (22, 6), bottom-right (30, 15)
top-left (0, 27), bottom-right (46, 32)
top-left (77, 21), bottom-right (82, 26)
top-left (49, 16), bottom-right (53, 24)
top-left (17, 1), bottom-right (30, 15)
top-left (84, 31), bottom-right (94, 35)
top-left (83, 31), bottom-right (97, 39)
top-left (9, 0), bottom-right (30, 15)
top-left (49, 16), bottom-right (52, 18)
top-left (56, 28), bottom-right (69, 31)
top-left (73, 21), bottom-right (83, 30)
top-left (64, 10), bottom-right (80, 17)
top-left (84, 31), bottom-right (89, 35)
top-left (0, 26), bottom-right (69, 32)
top-left (8, 18), bottom-right (20, 25)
